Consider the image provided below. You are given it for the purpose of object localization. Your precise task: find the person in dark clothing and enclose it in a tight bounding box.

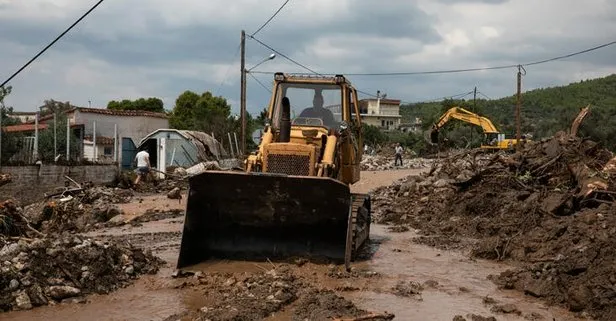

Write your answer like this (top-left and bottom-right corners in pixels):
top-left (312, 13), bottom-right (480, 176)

top-left (298, 89), bottom-right (337, 128)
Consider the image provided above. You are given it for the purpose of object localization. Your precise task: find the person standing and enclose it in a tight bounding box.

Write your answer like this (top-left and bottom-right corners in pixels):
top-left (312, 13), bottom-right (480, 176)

top-left (134, 148), bottom-right (151, 186)
top-left (394, 143), bottom-right (403, 166)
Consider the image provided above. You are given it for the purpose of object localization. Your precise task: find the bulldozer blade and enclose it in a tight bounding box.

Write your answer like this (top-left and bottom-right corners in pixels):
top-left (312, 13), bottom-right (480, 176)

top-left (177, 170), bottom-right (352, 269)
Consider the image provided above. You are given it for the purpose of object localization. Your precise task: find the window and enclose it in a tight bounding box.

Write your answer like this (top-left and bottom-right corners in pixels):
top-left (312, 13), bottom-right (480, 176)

top-left (381, 120), bottom-right (385, 127)
top-left (103, 146), bottom-right (113, 156)
top-left (272, 83), bottom-right (343, 129)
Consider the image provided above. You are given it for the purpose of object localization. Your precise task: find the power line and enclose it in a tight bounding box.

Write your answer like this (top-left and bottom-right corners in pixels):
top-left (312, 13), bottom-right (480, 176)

top-left (250, 39), bottom-right (616, 77)
top-left (251, 0), bottom-right (291, 37)
top-left (477, 91), bottom-right (493, 100)
top-left (248, 35), bottom-right (322, 75)
top-left (247, 72), bottom-right (272, 93)
top-left (1, 0), bottom-right (106, 88)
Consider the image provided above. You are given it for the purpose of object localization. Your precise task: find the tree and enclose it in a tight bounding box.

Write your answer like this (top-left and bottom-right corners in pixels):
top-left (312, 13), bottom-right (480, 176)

top-left (37, 113), bottom-right (80, 163)
top-left (41, 99), bottom-right (74, 116)
top-left (1, 86), bottom-right (25, 164)
top-left (169, 90), bottom-right (261, 153)
top-left (107, 97), bottom-right (164, 113)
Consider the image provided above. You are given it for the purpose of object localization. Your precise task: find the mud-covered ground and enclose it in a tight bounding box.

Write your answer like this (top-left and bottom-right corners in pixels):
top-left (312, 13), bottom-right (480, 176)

top-left (1, 168), bottom-right (586, 321)
top-left (373, 133), bottom-right (616, 321)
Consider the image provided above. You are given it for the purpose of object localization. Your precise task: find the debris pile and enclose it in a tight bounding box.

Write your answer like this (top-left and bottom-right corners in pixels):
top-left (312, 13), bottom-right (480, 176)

top-left (169, 266), bottom-right (394, 321)
top-left (373, 132), bottom-right (616, 320)
top-left (0, 173), bottom-right (11, 188)
top-left (0, 235), bottom-right (163, 312)
top-left (361, 155), bottom-right (434, 171)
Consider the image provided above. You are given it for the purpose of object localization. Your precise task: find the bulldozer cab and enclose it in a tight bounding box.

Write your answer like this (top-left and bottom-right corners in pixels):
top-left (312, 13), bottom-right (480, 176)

top-left (176, 73), bottom-right (372, 271)
top-left (246, 73), bottom-right (364, 184)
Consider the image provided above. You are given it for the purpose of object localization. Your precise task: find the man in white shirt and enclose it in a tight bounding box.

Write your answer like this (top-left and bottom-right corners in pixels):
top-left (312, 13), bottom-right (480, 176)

top-left (394, 143), bottom-right (403, 166)
top-left (134, 148), bottom-right (151, 186)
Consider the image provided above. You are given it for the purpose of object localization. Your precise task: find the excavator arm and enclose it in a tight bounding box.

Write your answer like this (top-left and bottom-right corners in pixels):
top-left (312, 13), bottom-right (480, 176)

top-left (429, 107), bottom-right (500, 145)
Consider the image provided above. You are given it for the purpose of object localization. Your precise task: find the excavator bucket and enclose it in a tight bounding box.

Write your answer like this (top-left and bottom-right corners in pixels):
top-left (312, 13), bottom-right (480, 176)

top-left (176, 170), bottom-right (354, 269)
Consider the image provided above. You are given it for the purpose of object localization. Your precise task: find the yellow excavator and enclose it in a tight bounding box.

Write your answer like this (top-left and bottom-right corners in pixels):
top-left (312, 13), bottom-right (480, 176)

top-left (428, 106), bottom-right (526, 150)
top-left (177, 73), bottom-right (371, 271)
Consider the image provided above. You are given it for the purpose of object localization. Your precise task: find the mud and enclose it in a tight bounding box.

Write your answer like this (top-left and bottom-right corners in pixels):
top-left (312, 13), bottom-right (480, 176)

top-left (165, 266), bottom-right (393, 321)
top-left (373, 133), bottom-right (616, 320)
top-left (0, 168), bottom-right (588, 321)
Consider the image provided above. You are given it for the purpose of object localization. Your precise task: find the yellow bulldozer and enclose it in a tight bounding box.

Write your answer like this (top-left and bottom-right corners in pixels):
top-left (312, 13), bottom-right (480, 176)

top-left (177, 73), bottom-right (371, 271)
top-left (428, 106), bottom-right (529, 150)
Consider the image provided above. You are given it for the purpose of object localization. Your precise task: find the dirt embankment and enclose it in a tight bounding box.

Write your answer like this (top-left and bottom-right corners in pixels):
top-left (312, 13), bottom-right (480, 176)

top-left (373, 132), bottom-right (616, 321)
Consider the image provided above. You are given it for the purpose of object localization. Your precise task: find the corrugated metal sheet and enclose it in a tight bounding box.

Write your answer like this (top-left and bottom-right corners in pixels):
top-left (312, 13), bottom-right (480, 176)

top-left (178, 130), bottom-right (228, 160)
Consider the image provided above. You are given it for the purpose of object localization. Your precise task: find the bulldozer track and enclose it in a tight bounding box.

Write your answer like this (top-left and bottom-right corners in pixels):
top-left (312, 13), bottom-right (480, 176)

top-left (345, 193), bottom-right (371, 270)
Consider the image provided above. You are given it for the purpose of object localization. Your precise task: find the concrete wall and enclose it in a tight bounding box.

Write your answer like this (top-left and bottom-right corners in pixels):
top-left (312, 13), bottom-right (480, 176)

top-left (0, 164), bottom-right (118, 205)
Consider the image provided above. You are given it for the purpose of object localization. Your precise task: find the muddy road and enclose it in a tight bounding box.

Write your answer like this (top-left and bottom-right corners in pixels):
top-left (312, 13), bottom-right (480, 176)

top-left (3, 169), bottom-right (583, 321)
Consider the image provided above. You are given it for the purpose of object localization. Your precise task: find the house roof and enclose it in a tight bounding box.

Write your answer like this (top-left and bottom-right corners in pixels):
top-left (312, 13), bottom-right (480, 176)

top-left (71, 107), bottom-right (168, 119)
top-left (359, 98), bottom-right (401, 105)
top-left (2, 123), bottom-right (83, 133)
top-left (20, 106), bottom-right (168, 124)
top-left (2, 123), bottom-right (49, 132)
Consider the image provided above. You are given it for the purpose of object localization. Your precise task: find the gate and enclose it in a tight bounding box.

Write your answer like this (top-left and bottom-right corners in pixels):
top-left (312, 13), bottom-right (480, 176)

top-left (121, 137), bottom-right (137, 170)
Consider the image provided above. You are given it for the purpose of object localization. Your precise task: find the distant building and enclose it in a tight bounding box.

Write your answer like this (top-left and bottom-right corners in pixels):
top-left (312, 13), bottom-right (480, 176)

top-left (399, 117), bottom-right (424, 133)
top-left (7, 111), bottom-right (37, 123)
top-left (358, 98), bottom-right (402, 130)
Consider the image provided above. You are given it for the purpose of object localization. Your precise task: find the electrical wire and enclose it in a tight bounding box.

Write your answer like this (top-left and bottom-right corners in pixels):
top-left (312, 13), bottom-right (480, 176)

top-left (1, 0), bottom-right (106, 88)
top-left (250, 0), bottom-right (291, 37)
top-left (247, 72), bottom-right (272, 93)
top-left (248, 35), bottom-right (322, 75)
top-left (477, 91), bottom-right (493, 100)
top-left (249, 39), bottom-right (616, 77)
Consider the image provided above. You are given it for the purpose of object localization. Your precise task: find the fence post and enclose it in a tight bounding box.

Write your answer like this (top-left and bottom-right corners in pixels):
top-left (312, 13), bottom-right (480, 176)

top-left (228, 132), bottom-right (235, 158)
top-left (233, 132), bottom-right (240, 156)
top-left (34, 112), bottom-right (39, 162)
top-left (113, 123), bottom-right (118, 163)
top-left (93, 121), bottom-right (97, 162)
top-left (53, 112), bottom-right (57, 160)
top-left (66, 117), bottom-right (70, 162)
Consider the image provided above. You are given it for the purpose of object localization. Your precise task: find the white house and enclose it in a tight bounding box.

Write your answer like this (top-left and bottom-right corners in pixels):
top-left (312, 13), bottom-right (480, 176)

top-left (358, 98), bottom-right (402, 130)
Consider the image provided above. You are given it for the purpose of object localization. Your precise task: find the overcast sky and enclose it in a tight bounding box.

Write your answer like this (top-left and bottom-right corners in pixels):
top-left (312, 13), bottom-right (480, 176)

top-left (1, 0), bottom-right (615, 115)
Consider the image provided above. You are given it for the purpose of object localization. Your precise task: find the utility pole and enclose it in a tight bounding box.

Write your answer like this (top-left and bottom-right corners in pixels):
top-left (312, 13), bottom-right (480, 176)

top-left (515, 65), bottom-right (526, 151)
top-left (240, 30), bottom-right (247, 157)
top-left (472, 86), bottom-right (476, 142)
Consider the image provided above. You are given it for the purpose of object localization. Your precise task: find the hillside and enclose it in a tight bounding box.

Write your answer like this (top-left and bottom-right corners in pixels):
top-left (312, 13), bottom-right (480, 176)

top-left (401, 73), bottom-right (616, 150)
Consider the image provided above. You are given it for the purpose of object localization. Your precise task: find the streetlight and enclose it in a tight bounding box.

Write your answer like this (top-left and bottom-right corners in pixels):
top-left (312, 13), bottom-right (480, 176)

top-left (246, 53), bottom-right (276, 73)
top-left (240, 49), bottom-right (276, 156)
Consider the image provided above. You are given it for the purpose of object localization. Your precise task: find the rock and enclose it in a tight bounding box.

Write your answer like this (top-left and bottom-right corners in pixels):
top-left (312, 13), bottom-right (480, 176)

top-left (167, 187), bottom-right (182, 200)
top-left (125, 265), bottom-right (135, 275)
top-left (15, 291), bottom-right (32, 310)
top-left (0, 243), bottom-right (21, 257)
top-left (46, 286), bottom-right (81, 300)
top-left (453, 316), bottom-right (466, 321)
top-left (9, 279), bottom-right (20, 290)
top-left (26, 284), bottom-right (48, 306)
top-left (490, 303), bottom-right (521, 315)
top-left (433, 178), bottom-right (454, 188)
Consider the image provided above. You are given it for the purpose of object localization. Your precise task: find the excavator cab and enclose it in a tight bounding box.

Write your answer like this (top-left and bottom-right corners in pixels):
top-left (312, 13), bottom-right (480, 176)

top-left (177, 73), bottom-right (371, 271)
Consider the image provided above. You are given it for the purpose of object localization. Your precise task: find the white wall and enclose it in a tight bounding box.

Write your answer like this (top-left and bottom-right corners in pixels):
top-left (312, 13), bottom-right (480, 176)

top-left (73, 111), bottom-right (169, 164)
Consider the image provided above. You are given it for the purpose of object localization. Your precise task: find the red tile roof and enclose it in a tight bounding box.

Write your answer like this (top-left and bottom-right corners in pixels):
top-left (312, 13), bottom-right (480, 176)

top-left (2, 123), bottom-right (82, 133)
top-left (2, 123), bottom-right (48, 132)
top-left (72, 107), bottom-right (168, 119)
